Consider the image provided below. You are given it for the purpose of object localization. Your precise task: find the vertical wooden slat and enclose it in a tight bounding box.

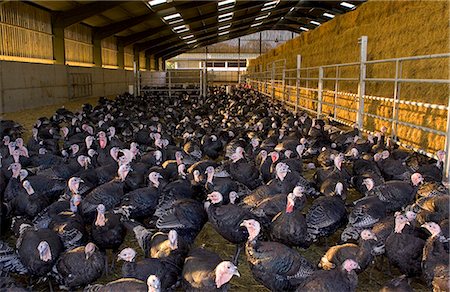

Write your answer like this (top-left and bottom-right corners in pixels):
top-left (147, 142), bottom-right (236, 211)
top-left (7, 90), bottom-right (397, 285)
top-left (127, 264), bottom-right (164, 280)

top-left (0, 1), bottom-right (52, 61)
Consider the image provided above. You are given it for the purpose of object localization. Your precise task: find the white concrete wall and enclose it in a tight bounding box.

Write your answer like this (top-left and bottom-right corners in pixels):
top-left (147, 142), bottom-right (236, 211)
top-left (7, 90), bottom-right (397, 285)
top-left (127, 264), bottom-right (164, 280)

top-left (0, 60), bottom-right (135, 113)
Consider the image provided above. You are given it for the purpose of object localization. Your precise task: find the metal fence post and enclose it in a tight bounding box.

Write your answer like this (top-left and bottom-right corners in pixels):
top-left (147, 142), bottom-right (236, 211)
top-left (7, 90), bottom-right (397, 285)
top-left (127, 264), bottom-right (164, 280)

top-left (317, 66), bottom-right (324, 118)
top-left (199, 69), bottom-right (202, 96)
top-left (357, 36), bottom-right (368, 129)
top-left (445, 102), bottom-right (450, 187)
top-left (391, 60), bottom-right (402, 140)
top-left (282, 69), bottom-right (286, 105)
top-left (271, 63), bottom-right (275, 101)
top-left (334, 66), bottom-right (339, 119)
top-left (168, 71), bottom-right (172, 98)
top-left (296, 55), bottom-right (301, 114)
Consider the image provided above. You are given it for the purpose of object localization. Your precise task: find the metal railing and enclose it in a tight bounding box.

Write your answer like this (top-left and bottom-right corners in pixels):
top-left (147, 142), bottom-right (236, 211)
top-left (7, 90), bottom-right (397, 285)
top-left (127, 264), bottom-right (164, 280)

top-left (139, 69), bottom-right (206, 97)
top-left (243, 36), bottom-right (450, 185)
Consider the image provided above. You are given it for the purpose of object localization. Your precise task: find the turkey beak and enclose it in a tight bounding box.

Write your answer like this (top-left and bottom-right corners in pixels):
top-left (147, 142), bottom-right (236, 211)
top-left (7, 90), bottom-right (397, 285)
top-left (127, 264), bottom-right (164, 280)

top-left (234, 269), bottom-right (240, 277)
top-left (80, 179), bottom-right (84, 183)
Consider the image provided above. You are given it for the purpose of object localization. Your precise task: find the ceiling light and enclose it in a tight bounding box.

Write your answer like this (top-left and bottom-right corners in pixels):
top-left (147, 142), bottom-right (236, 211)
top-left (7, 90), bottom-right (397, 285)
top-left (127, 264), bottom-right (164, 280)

top-left (181, 34), bottom-right (194, 39)
top-left (300, 26), bottom-right (309, 31)
top-left (264, 0), bottom-right (279, 7)
top-left (255, 14), bottom-right (270, 21)
top-left (168, 18), bottom-right (183, 24)
top-left (218, 16), bottom-right (233, 22)
top-left (219, 31), bottom-right (230, 36)
top-left (251, 22), bottom-right (263, 27)
top-left (310, 20), bottom-right (321, 26)
top-left (219, 12), bottom-right (233, 18)
top-left (219, 5), bottom-right (233, 12)
top-left (148, 0), bottom-right (166, 6)
top-left (163, 13), bottom-right (181, 21)
top-left (261, 5), bottom-right (276, 11)
top-left (289, 7), bottom-right (295, 12)
top-left (186, 39), bottom-right (197, 44)
top-left (218, 0), bottom-right (235, 6)
top-left (176, 28), bottom-right (189, 33)
top-left (173, 24), bottom-right (186, 30)
top-left (219, 24), bottom-right (231, 30)
top-left (323, 12), bottom-right (335, 18)
top-left (340, 2), bottom-right (355, 9)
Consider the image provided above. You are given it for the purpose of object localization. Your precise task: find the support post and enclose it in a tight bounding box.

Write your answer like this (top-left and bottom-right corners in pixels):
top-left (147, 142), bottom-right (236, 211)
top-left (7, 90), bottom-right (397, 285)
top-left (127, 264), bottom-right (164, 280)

top-left (93, 37), bottom-right (102, 67)
top-left (168, 71), bottom-right (172, 98)
top-left (133, 47), bottom-right (140, 96)
top-left (296, 55), bottom-right (301, 114)
top-left (52, 24), bottom-right (65, 65)
top-left (282, 69), bottom-right (286, 105)
top-left (271, 63), bottom-right (275, 101)
top-left (334, 66), bottom-right (339, 119)
top-left (357, 36), bottom-right (368, 129)
top-left (117, 43), bottom-right (125, 69)
top-left (445, 100), bottom-right (450, 187)
top-left (317, 66), bottom-right (324, 118)
top-left (391, 60), bottom-right (402, 140)
top-left (237, 38), bottom-right (241, 84)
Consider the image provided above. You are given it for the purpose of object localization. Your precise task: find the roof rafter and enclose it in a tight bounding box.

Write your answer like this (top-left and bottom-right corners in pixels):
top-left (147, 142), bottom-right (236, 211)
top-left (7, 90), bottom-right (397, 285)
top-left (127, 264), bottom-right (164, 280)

top-left (93, 1), bottom-right (212, 40)
top-left (137, 3), bottom-right (295, 53)
top-left (119, 1), bottom-right (267, 47)
top-left (160, 24), bottom-right (294, 60)
top-left (52, 1), bottom-right (126, 28)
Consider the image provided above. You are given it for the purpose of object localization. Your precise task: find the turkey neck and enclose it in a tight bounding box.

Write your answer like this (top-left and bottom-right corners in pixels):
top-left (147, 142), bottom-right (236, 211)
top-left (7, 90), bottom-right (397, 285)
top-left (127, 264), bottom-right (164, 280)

top-left (245, 238), bottom-right (265, 265)
top-left (355, 240), bottom-right (375, 270)
top-left (121, 260), bottom-right (137, 276)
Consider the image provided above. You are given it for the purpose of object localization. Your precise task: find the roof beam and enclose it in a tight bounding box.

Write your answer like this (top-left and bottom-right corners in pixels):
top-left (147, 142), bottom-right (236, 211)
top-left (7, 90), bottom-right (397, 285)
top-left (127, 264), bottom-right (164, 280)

top-left (137, 4), bottom-right (294, 53)
top-left (147, 18), bottom-right (280, 56)
top-left (119, 1), bottom-right (267, 47)
top-left (160, 21), bottom-right (303, 60)
top-left (160, 25), bottom-right (278, 60)
top-left (155, 19), bottom-right (297, 59)
top-left (93, 1), bottom-right (212, 40)
top-left (52, 1), bottom-right (125, 28)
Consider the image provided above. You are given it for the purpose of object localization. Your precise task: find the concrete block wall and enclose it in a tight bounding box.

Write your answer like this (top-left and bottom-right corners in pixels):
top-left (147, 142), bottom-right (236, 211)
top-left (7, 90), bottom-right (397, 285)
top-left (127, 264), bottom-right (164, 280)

top-left (0, 60), bottom-right (135, 113)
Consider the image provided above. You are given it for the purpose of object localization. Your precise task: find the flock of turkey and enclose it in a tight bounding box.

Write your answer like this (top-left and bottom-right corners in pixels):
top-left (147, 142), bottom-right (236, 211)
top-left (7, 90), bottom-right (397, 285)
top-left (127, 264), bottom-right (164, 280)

top-left (0, 86), bottom-right (448, 292)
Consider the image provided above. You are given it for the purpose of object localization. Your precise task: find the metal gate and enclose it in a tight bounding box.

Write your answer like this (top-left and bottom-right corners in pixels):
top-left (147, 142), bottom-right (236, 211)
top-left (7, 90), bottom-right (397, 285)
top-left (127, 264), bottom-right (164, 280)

top-left (139, 69), bottom-right (205, 97)
top-left (243, 36), bottom-right (450, 185)
top-left (67, 73), bottom-right (92, 99)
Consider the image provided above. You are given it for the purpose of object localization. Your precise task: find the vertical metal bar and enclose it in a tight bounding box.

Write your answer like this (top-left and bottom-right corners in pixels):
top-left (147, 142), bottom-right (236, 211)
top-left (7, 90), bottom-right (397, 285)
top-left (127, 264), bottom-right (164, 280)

top-left (445, 100), bottom-right (450, 186)
top-left (133, 61), bottom-right (137, 96)
top-left (259, 32), bottom-right (262, 56)
top-left (296, 55), bottom-right (301, 114)
top-left (199, 66), bottom-right (202, 96)
top-left (271, 63), bottom-right (275, 101)
top-left (282, 69), bottom-right (286, 105)
top-left (238, 38), bottom-right (241, 84)
top-left (168, 71), bottom-right (172, 98)
top-left (391, 60), bottom-right (402, 140)
top-left (317, 67), bottom-right (324, 118)
top-left (357, 36), bottom-right (368, 129)
top-left (334, 66), bottom-right (339, 119)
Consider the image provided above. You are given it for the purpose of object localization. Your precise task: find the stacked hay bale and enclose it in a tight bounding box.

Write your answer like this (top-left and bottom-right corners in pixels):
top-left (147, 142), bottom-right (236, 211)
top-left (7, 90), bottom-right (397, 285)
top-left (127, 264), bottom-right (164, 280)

top-left (248, 0), bottom-right (449, 153)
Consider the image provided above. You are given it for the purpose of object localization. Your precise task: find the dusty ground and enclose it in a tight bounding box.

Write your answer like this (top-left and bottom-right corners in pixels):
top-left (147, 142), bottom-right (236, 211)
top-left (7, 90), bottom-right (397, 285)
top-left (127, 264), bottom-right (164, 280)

top-left (3, 96), bottom-right (430, 291)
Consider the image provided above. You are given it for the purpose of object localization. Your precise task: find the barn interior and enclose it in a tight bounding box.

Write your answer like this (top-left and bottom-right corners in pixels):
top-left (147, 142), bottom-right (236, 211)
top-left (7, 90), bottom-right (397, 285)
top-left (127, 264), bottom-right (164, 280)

top-left (0, 1), bottom-right (449, 291)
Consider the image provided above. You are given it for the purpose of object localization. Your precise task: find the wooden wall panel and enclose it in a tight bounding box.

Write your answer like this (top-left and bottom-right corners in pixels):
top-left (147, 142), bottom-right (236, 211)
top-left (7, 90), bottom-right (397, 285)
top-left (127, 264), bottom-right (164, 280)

top-left (102, 36), bottom-right (117, 67)
top-left (64, 23), bottom-right (93, 65)
top-left (124, 45), bottom-right (134, 69)
top-left (0, 1), bottom-right (53, 61)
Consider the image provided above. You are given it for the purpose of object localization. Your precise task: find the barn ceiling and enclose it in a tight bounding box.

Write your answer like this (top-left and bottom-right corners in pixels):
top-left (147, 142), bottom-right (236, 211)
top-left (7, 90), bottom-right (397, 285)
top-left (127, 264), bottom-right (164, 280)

top-left (30, 0), bottom-right (365, 60)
